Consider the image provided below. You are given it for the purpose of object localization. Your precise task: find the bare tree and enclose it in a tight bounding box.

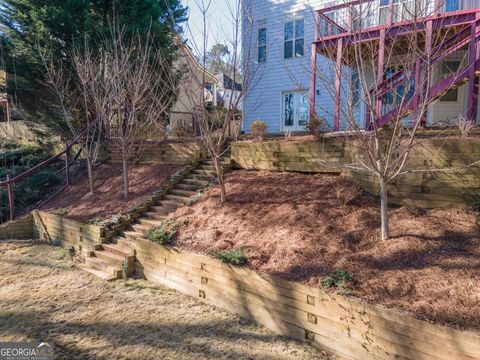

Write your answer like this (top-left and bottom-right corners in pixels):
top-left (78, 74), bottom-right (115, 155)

top-left (76, 25), bottom-right (179, 198)
top-left (41, 48), bottom-right (102, 194)
top-left (179, 0), bottom-right (261, 203)
top-left (311, 1), bottom-right (470, 239)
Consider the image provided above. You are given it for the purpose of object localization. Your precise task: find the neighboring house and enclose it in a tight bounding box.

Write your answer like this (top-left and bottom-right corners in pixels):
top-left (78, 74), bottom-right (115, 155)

top-left (217, 73), bottom-right (243, 110)
top-left (242, 0), bottom-right (480, 133)
top-left (170, 41), bottom-right (219, 131)
top-left (0, 70), bottom-right (11, 122)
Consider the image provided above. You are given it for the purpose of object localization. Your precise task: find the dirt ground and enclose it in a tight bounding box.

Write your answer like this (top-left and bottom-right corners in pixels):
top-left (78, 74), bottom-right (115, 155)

top-left (171, 170), bottom-right (480, 332)
top-left (42, 163), bottom-right (180, 222)
top-left (0, 240), bottom-right (326, 360)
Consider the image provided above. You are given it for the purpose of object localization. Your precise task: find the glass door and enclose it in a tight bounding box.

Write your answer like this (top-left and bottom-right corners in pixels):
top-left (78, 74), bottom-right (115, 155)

top-left (283, 91), bottom-right (309, 132)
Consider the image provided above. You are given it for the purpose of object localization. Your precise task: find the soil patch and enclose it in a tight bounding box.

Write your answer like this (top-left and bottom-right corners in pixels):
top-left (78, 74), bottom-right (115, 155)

top-left (0, 240), bottom-right (325, 360)
top-left (171, 170), bottom-right (480, 331)
top-left (42, 163), bottom-right (180, 222)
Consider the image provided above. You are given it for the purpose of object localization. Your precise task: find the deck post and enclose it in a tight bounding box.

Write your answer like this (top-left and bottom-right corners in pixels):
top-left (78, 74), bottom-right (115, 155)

top-left (375, 29), bottom-right (386, 128)
top-left (334, 38), bottom-right (344, 131)
top-left (413, 59), bottom-right (422, 126)
top-left (421, 20), bottom-right (433, 127)
top-left (65, 144), bottom-right (70, 186)
top-left (6, 175), bottom-right (14, 221)
top-left (310, 11), bottom-right (319, 119)
top-left (467, 13), bottom-right (480, 124)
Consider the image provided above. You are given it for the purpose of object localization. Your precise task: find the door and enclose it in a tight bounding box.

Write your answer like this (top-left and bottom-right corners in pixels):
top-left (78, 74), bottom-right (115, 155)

top-left (283, 91), bottom-right (309, 132)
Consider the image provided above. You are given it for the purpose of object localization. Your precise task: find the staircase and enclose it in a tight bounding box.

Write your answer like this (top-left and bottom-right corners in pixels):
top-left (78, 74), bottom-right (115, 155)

top-left (76, 153), bottom-right (231, 280)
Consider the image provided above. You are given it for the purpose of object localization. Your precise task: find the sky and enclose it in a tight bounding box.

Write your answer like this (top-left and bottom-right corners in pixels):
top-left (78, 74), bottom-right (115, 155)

top-left (182, 0), bottom-right (239, 56)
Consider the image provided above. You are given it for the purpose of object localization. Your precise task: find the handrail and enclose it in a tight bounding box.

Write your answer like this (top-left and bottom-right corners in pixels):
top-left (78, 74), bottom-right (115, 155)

top-left (0, 121), bottom-right (98, 221)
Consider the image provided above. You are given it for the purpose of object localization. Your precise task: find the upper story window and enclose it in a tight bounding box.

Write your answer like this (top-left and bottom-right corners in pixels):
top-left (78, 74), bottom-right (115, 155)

top-left (284, 14), bottom-right (305, 59)
top-left (257, 27), bottom-right (267, 63)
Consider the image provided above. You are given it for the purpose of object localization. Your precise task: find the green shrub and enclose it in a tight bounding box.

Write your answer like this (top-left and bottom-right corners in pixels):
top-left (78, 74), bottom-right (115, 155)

top-left (322, 269), bottom-right (353, 289)
top-left (145, 219), bottom-right (179, 245)
top-left (250, 120), bottom-right (268, 140)
top-left (211, 248), bottom-right (248, 265)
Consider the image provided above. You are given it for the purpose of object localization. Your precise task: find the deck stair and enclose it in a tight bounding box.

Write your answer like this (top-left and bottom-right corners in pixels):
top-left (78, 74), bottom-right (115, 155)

top-left (77, 152), bottom-right (231, 279)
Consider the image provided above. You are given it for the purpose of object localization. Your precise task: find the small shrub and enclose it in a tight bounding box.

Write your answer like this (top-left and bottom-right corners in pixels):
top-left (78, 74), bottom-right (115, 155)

top-left (250, 119), bottom-right (268, 140)
top-left (454, 114), bottom-right (476, 138)
top-left (145, 219), bottom-right (179, 245)
top-left (54, 208), bottom-right (68, 216)
top-left (322, 269), bottom-right (353, 289)
top-left (211, 248), bottom-right (248, 265)
top-left (305, 116), bottom-right (329, 139)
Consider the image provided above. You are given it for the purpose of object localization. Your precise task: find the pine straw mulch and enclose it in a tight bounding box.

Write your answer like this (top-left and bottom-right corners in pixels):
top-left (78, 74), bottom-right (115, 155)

top-left (170, 170), bottom-right (480, 332)
top-left (42, 163), bottom-right (181, 222)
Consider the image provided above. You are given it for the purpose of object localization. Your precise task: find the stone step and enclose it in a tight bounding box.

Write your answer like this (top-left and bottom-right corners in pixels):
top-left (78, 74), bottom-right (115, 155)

top-left (85, 256), bottom-right (121, 277)
top-left (170, 189), bottom-right (197, 197)
top-left (93, 249), bottom-right (132, 268)
top-left (101, 243), bottom-right (135, 257)
top-left (76, 263), bottom-right (118, 281)
top-left (198, 165), bottom-right (215, 171)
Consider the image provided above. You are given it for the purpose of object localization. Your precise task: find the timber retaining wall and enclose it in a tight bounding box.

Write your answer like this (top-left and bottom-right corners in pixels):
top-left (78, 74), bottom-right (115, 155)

top-left (109, 141), bottom-right (201, 165)
top-left (0, 214), bottom-right (34, 240)
top-left (124, 237), bottom-right (480, 360)
top-left (232, 138), bottom-right (480, 208)
top-left (32, 211), bottom-right (103, 254)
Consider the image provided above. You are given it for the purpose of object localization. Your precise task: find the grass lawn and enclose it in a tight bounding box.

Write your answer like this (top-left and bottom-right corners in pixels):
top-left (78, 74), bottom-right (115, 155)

top-left (0, 240), bottom-right (326, 360)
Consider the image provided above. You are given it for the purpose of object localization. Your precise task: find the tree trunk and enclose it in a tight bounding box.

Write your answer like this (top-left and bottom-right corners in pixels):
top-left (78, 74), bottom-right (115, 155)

top-left (86, 156), bottom-right (94, 195)
top-left (122, 151), bottom-right (129, 199)
top-left (379, 176), bottom-right (389, 241)
top-left (213, 155), bottom-right (226, 203)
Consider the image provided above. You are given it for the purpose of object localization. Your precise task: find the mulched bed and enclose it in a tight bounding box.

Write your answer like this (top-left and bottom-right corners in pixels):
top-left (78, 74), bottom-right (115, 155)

top-left (171, 170), bottom-right (480, 332)
top-left (42, 163), bottom-right (180, 222)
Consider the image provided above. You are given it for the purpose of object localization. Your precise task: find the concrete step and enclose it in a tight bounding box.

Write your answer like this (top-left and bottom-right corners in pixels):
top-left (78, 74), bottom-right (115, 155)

top-left (170, 189), bottom-right (197, 197)
top-left (101, 243), bottom-right (135, 257)
top-left (85, 256), bottom-right (121, 277)
top-left (76, 263), bottom-right (118, 281)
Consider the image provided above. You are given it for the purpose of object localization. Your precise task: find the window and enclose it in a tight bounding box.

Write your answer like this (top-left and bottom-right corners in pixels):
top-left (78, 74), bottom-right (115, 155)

top-left (284, 17), bottom-right (304, 59)
top-left (351, 71), bottom-right (360, 109)
top-left (441, 60), bottom-right (461, 101)
top-left (257, 27), bottom-right (267, 63)
top-left (379, 0), bottom-right (389, 25)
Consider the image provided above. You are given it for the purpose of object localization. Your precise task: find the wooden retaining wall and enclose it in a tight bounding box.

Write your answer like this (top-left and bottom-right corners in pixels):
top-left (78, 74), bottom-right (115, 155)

top-left (124, 237), bottom-right (480, 360)
top-left (109, 141), bottom-right (201, 165)
top-left (232, 140), bottom-right (345, 173)
top-left (0, 214), bottom-right (34, 240)
top-left (32, 211), bottom-right (103, 254)
top-left (232, 138), bottom-right (480, 207)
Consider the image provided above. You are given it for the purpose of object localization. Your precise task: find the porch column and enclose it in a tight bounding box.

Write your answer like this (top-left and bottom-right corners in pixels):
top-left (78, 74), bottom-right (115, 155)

top-left (310, 11), bottom-right (319, 119)
top-left (375, 29), bottom-right (386, 128)
top-left (334, 38), bottom-right (344, 131)
top-left (467, 13), bottom-right (480, 124)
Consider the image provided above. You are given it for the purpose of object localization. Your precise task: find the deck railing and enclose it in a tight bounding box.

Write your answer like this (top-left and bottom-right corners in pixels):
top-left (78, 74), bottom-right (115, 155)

top-left (317, 0), bottom-right (480, 38)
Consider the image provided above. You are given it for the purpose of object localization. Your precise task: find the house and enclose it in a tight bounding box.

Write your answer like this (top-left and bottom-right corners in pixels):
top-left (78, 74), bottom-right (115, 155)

top-left (0, 70), bottom-right (11, 122)
top-left (217, 73), bottom-right (243, 111)
top-left (170, 40), bottom-right (219, 132)
top-left (241, 0), bottom-right (480, 133)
